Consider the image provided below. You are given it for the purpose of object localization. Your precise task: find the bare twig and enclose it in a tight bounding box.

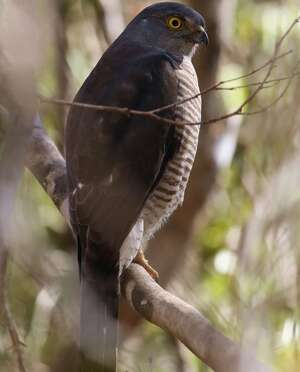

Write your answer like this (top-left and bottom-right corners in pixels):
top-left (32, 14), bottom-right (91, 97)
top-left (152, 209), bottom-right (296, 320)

top-left (211, 71), bottom-right (300, 91)
top-left (151, 50), bottom-right (294, 114)
top-left (39, 59), bottom-right (297, 127)
top-left (39, 15), bottom-right (299, 128)
top-left (201, 50), bottom-right (293, 93)
top-left (0, 250), bottom-right (27, 372)
top-left (245, 62), bottom-right (300, 116)
top-left (203, 17), bottom-right (299, 125)
top-left (39, 50), bottom-right (296, 127)
top-left (39, 57), bottom-right (298, 125)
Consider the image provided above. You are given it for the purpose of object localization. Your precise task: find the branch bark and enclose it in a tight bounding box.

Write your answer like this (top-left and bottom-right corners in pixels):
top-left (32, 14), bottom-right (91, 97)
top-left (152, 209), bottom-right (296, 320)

top-left (26, 116), bottom-right (68, 218)
top-left (122, 264), bottom-right (272, 372)
top-left (19, 118), bottom-right (272, 372)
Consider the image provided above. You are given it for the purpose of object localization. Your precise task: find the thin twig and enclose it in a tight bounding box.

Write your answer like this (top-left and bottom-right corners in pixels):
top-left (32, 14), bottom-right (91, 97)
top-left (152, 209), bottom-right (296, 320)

top-left (212, 71), bottom-right (300, 91)
top-left (38, 49), bottom-right (296, 128)
top-left (39, 95), bottom-right (198, 127)
top-left (38, 17), bottom-right (299, 128)
top-left (202, 50), bottom-right (293, 91)
top-left (0, 250), bottom-right (28, 372)
top-left (151, 49), bottom-right (294, 114)
top-left (203, 17), bottom-right (299, 125)
top-left (39, 66), bottom-right (296, 128)
top-left (246, 63), bottom-right (300, 116)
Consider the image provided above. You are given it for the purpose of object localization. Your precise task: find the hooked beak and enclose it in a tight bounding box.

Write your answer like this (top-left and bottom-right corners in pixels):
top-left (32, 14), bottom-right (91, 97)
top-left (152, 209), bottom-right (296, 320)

top-left (192, 25), bottom-right (209, 46)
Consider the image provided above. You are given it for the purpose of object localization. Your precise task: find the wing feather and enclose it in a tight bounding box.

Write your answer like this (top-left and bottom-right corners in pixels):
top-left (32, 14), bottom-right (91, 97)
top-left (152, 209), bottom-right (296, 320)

top-left (65, 45), bottom-right (179, 266)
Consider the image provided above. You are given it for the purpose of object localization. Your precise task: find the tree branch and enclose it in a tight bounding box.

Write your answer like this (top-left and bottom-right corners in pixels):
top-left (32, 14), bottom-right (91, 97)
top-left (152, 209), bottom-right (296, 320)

top-left (18, 117), bottom-right (273, 372)
top-left (26, 116), bottom-right (69, 219)
top-left (38, 16), bottom-right (299, 128)
top-left (122, 264), bottom-right (272, 372)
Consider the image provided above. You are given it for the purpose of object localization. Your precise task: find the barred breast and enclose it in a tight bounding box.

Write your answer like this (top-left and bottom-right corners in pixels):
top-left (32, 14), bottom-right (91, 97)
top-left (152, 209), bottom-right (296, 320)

top-left (141, 56), bottom-right (201, 240)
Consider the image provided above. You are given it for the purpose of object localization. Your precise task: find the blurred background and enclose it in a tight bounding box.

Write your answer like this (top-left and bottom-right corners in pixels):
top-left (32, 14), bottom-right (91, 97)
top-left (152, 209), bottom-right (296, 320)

top-left (0, 0), bottom-right (299, 371)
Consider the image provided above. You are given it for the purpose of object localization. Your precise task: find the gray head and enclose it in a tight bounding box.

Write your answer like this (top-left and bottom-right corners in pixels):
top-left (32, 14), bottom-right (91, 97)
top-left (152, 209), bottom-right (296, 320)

top-left (122, 2), bottom-right (208, 58)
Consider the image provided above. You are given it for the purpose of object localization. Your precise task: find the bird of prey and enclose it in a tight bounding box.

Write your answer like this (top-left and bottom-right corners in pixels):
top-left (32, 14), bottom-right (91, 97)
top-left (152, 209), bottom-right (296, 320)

top-left (65, 2), bottom-right (208, 371)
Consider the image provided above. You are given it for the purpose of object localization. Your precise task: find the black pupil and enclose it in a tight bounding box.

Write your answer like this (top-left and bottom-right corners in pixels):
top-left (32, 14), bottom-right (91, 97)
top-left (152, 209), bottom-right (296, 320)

top-left (172, 19), bottom-right (180, 27)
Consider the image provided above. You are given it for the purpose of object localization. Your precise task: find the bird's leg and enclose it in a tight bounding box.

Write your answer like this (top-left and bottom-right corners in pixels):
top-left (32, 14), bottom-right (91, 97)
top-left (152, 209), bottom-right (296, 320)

top-left (133, 249), bottom-right (159, 281)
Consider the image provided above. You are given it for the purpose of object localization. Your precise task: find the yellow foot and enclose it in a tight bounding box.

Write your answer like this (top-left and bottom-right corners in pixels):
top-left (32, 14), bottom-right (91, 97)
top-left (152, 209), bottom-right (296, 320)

top-left (133, 250), bottom-right (159, 282)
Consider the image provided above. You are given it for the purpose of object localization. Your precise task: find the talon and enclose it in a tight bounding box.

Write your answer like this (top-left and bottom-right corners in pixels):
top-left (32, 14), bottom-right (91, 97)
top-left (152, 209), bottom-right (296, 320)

top-left (133, 249), bottom-right (159, 282)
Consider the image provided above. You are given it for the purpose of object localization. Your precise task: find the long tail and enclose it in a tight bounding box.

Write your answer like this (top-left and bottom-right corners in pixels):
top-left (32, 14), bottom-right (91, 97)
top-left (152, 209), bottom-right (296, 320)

top-left (79, 240), bottom-right (119, 372)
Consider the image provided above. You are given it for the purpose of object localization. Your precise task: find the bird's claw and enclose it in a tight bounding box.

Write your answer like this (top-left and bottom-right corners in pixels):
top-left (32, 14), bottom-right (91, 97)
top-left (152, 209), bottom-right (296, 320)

top-left (133, 250), bottom-right (159, 282)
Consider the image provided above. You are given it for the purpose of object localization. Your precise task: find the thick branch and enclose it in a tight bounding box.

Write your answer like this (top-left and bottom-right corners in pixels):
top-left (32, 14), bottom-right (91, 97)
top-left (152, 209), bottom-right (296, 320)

top-left (20, 119), bottom-right (272, 372)
top-left (122, 264), bottom-right (272, 372)
top-left (26, 116), bottom-right (69, 220)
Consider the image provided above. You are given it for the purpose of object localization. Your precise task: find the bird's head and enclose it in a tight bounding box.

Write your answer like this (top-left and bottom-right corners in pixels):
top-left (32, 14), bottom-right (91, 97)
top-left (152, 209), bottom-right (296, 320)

top-left (124, 2), bottom-right (208, 58)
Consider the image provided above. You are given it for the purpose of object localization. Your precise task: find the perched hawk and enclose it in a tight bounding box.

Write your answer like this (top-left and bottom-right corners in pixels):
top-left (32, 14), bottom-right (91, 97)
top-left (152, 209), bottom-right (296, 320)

top-left (65, 2), bottom-right (208, 371)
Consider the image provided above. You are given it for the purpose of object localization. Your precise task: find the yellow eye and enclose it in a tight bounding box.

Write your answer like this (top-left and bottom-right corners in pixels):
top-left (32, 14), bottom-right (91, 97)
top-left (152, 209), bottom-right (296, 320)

top-left (167, 16), bottom-right (183, 30)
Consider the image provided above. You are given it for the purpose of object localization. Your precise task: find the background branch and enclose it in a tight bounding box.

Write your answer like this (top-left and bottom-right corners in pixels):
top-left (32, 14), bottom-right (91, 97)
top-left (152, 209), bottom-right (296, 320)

top-left (0, 2), bottom-right (49, 369)
top-left (0, 248), bottom-right (27, 372)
